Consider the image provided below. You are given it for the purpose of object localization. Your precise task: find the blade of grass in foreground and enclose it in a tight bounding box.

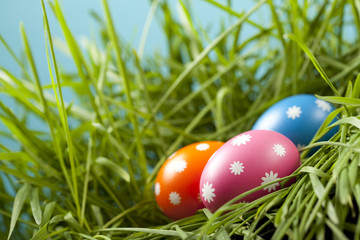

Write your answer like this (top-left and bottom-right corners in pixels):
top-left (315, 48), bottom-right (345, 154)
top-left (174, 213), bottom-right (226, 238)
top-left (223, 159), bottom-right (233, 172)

top-left (316, 95), bottom-right (360, 106)
top-left (285, 33), bottom-right (340, 97)
top-left (41, 0), bottom-right (81, 222)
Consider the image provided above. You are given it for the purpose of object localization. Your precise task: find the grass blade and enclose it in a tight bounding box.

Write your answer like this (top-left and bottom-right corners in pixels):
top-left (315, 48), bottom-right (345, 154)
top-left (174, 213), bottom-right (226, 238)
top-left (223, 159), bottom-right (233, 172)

top-left (352, 74), bottom-right (360, 98)
top-left (30, 187), bottom-right (42, 225)
top-left (41, 201), bottom-right (56, 226)
top-left (285, 33), bottom-right (340, 97)
top-left (7, 183), bottom-right (31, 240)
top-left (41, 0), bottom-right (80, 219)
top-left (95, 157), bottom-right (130, 182)
top-left (137, 0), bottom-right (160, 59)
top-left (30, 223), bottom-right (49, 240)
top-left (316, 95), bottom-right (360, 106)
top-left (330, 116), bottom-right (360, 129)
top-left (64, 212), bottom-right (89, 235)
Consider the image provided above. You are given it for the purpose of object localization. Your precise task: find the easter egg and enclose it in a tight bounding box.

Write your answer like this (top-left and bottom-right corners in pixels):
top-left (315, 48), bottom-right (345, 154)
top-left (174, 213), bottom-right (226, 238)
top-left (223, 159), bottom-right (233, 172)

top-left (252, 94), bottom-right (338, 150)
top-left (155, 141), bottom-right (224, 220)
top-left (199, 130), bottom-right (300, 212)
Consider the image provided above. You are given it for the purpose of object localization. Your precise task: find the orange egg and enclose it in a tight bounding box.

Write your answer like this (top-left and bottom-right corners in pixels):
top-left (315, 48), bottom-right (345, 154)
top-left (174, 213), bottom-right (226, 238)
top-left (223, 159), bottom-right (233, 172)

top-left (154, 141), bottom-right (224, 220)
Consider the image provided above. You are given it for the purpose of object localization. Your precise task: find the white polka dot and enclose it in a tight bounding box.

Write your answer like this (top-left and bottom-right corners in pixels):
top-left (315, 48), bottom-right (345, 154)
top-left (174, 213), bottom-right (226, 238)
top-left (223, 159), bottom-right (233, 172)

top-left (196, 143), bottom-right (210, 151)
top-left (169, 192), bottom-right (181, 205)
top-left (155, 182), bottom-right (160, 196)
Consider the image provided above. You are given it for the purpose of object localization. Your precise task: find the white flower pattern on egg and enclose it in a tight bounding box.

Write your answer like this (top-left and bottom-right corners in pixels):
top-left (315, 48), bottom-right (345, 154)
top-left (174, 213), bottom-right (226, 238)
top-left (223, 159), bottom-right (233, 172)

top-left (286, 105), bottom-right (302, 120)
top-left (202, 182), bottom-right (216, 203)
top-left (273, 144), bottom-right (286, 157)
top-left (229, 161), bottom-right (245, 175)
top-left (231, 134), bottom-right (252, 146)
top-left (169, 192), bottom-right (181, 205)
top-left (196, 143), bottom-right (210, 151)
top-left (173, 159), bottom-right (187, 173)
top-left (315, 99), bottom-right (332, 112)
top-left (261, 171), bottom-right (280, 192)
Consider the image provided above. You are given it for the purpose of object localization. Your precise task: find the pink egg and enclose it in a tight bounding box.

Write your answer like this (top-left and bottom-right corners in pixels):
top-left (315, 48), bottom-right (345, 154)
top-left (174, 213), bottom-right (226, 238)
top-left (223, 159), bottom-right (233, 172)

top-left (199, 130), bottom-right (300, 212)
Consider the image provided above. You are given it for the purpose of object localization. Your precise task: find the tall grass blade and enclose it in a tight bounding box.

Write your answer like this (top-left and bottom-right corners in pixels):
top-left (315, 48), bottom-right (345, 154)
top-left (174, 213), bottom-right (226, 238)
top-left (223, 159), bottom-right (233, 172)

top-left (285, 33), bottom-right (340, 96)
top-left (137, 0), bottom-right (160, 59)
top-left (41, 0), bottom-right (80, 219)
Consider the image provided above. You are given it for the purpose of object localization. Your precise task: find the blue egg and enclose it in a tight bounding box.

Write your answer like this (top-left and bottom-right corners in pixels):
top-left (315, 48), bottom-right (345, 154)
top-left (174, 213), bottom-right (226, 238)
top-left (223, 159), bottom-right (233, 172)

top-left (252, 94), bottom-right (338, 150)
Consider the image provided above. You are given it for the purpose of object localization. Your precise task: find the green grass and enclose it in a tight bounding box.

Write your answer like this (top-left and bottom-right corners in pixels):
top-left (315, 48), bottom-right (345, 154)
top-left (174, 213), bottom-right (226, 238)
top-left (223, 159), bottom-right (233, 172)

top-left (0, 0), bottom-right (360, 239)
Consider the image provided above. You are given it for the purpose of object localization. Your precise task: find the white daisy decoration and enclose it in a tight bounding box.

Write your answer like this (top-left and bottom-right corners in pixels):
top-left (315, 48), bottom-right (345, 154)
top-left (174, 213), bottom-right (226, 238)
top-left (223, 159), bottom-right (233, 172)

top-left (155, 182), bottom-right (161, 196)
top-left (202, 182), bottom-right (216, 203)
top-left (261, 171), bottom-right (280, 192)
top-left (196, 143), bottom-right (210, 151)
top-left (229, 161), bottom-right (245, 175)
top-left (315, 99), bottom-right (332, 112)
top-left (231, 134), bottom-right (252, 146)
top-left (169, 192), bottom-right (181, 205)
top-left (173, 159), bottom-right (187, 173)
top-left (296, 143), bottom-right (306, 151)
top-left (286, 105), bottom-right (302, 120)
top-left (273, 144), bottom-right (286, 157)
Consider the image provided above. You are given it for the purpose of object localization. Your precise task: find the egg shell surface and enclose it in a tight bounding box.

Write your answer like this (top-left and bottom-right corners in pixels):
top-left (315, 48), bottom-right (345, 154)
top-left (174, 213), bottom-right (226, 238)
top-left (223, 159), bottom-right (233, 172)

top-left (252, 94), bottom-right (338, 149)
top-left (200, 130), bottom-right (300, 212)
top-left (155, 141), bottom-right (224, 220)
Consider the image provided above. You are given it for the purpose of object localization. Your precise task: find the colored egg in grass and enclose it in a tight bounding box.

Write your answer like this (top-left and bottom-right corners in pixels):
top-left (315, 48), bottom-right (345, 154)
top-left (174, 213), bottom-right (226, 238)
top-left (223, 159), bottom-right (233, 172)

top-left (200, 130), bottom-right (300, 212)
top-left (252, 94), bottom-right (338, 151)
top-left (154, 141), bottom-right (224, 220)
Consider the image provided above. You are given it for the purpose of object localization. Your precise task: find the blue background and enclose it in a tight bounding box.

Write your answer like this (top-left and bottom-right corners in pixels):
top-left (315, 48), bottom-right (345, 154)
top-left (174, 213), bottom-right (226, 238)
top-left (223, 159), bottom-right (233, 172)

top-left (0, 0), bottom-right (258, 79)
